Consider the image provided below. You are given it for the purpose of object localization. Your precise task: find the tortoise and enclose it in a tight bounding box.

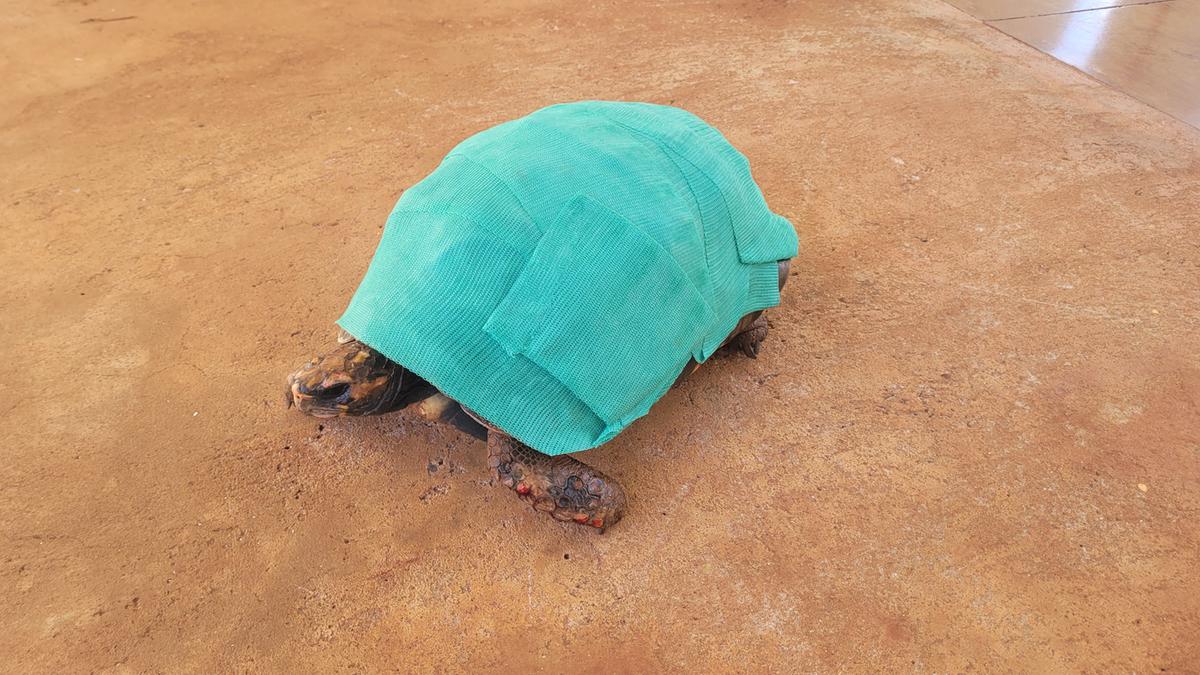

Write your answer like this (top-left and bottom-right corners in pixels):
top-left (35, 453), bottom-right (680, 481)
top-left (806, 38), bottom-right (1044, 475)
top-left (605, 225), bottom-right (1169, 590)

top-left (285, 101), bottom-right (798, 531)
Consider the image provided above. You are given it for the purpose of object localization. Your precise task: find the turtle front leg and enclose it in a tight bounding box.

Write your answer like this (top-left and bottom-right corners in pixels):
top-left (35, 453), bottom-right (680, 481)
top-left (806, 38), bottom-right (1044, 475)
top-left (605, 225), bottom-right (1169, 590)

top-left (486, 432), bottom-right (627, 531)
top-left (728, 312), bottom-right (769, 358)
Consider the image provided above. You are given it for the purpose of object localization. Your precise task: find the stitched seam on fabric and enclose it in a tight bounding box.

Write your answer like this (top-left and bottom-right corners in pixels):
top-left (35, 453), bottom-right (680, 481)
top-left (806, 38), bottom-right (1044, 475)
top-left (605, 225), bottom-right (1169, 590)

top-left (488, 195), bottom-right (715, 424)
top-left (604, 118), bottom-right (744, 308)
top-left (603, 119), bottom-right (710, 248)
top-left (567, 194), bottom-right (715, 321)
top-left (441, 153), bottom-right (541, 234)
top-left (503, 194), bottom-right (717, 348)
top-left (387, 208), bottom-right (523, 259)
top-left (605, 117), bottom-right (736, 224)
top-left (657, 146), bottom-right (739, 264)
top-left (630, 129), bottom-right (771, 265)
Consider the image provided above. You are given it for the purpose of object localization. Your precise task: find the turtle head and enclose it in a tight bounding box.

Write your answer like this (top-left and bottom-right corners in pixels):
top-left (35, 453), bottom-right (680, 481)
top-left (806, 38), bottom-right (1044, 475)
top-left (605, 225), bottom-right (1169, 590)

top-left (285, 332), bottom-right (433, 418)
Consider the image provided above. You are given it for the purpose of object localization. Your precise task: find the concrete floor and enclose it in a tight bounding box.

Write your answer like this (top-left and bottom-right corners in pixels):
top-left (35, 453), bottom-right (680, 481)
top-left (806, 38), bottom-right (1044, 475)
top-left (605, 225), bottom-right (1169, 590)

top-left (948, 0), bottom-right (1200, 128)
top-left (2, 0), bottom-right (1198, 671)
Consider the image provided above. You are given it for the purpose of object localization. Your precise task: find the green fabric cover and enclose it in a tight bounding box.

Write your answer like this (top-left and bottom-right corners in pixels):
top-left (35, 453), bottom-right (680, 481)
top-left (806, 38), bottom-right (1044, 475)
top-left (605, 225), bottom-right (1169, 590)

top-left (338, 101), bottom-right (798, 455)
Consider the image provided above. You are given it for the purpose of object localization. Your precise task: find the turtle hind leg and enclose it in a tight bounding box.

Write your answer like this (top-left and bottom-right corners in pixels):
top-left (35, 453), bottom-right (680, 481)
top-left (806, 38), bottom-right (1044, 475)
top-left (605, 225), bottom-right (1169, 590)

top-left (486, 432), bottom-right (626, 532)
top-left (728, 312), bottom-right (769, 359)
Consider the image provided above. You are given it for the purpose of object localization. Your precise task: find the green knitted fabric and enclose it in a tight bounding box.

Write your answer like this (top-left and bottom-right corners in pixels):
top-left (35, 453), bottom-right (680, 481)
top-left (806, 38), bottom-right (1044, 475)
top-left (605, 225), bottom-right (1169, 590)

top-left (338, 101), bottom-right (798, 455)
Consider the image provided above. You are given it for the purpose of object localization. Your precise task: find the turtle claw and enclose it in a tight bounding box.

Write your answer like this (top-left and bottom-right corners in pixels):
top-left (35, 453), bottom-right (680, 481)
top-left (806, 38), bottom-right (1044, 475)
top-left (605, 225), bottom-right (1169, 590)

top-left (742, 339), bottom-right (760, 359)
top-left (732, 314), bottom-right (769, 359)
top-left (487, 432), bottom-right (626, 531)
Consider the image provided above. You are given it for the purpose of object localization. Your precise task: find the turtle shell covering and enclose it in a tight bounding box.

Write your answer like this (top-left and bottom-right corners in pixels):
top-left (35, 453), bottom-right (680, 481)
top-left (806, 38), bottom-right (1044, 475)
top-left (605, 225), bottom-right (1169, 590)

top-left (338, 101), bottom-right (798, 455)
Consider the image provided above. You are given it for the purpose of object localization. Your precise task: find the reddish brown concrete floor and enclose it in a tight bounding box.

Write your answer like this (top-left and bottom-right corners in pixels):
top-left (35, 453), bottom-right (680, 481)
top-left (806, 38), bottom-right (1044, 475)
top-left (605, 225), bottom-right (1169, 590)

top-left (2, 0), bottom-right (1198, 671)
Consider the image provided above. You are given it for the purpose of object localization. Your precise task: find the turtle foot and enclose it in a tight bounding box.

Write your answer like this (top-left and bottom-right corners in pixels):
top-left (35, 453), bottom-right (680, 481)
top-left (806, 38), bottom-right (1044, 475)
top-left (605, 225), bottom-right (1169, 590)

top-left (487, 433), bottom-right (626, 532)
top-left (731, 313), bottom-right (769, 358)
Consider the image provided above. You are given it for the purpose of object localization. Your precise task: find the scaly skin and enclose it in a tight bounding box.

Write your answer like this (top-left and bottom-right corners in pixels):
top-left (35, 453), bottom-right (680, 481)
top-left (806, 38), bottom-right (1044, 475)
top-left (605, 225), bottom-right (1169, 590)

top-left (286, 339), bottom-right (433, 417)
top-left (730, 313), bottom-right (770, 358)
top-left (486, 431), bottom-right (626, 531)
